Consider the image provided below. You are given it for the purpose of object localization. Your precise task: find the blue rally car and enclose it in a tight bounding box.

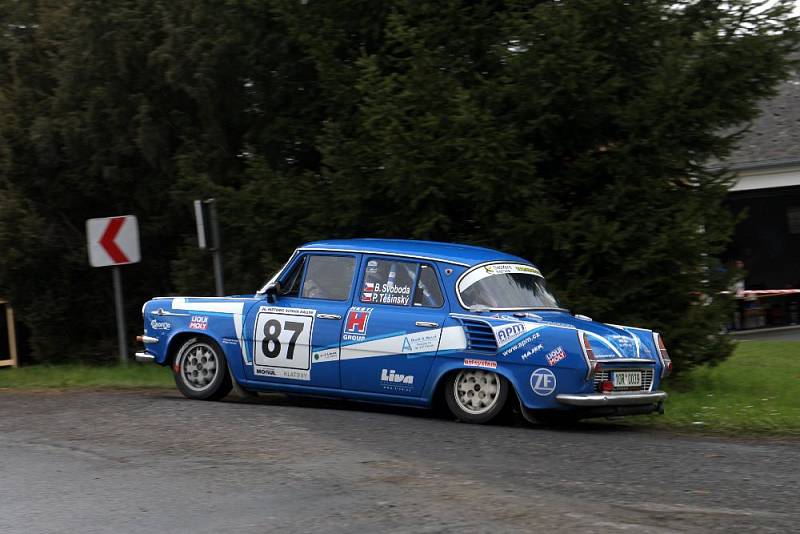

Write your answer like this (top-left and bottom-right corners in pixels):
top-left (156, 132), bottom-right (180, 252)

top-left (136, 239), bottom-right (671, 424)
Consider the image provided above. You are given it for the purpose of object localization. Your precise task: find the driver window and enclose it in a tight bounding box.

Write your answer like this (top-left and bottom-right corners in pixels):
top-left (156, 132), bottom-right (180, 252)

top-left (301, 255), bottom-right (356, 301)
top-left (279, 256), bottom-right (307, 297)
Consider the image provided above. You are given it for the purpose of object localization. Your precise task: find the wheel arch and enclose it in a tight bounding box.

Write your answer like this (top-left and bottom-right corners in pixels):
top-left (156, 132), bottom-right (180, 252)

top-left (428, 361), bottom-right (522, 408)
top-left (165, 331), bottom-right (224, 368)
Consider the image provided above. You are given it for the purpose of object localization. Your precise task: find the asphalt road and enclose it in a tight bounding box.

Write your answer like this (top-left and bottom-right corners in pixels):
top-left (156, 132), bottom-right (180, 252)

top-left (0, 389), bottom-right (798, 533)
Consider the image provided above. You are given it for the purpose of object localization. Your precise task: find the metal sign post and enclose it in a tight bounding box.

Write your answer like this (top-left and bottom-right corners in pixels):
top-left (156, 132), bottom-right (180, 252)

top-left (86, 215), bottom-right (141, 362)
top-left (111, 267), bottom-right (127, 362)
top-left (194, 198), bottom-right (225, 296)
top-left (208, 200), bottom-right (225, 297)
top-left (193, 200), bottom-right (208, 250)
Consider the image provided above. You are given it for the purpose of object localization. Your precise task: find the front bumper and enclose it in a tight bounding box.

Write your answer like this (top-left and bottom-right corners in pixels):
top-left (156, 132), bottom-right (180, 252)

top-left (134, 334), bottom-right (159, 363)
top-left (556, 391), bottom-right (667, 407)
top-left (134, 352), bottom-right (155, 363)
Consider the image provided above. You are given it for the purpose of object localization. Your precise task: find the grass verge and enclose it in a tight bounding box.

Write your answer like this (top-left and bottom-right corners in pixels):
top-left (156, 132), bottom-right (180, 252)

top-left (0, 362), bottom-right (172, 389)
top-left (632, 341), bottom-right (800, 436)
top-left (1, 342), bottom-right (798, 436)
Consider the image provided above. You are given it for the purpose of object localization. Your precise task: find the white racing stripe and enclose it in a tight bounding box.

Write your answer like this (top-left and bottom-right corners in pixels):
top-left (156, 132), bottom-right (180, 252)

top-left (493, 322), bottom-right (547, 347)
top-left (584, 331), bottom-right (624, 358)
top-left (439, 326), bottom-right (468, 352)
top-left (172, 297), bottom-right (249, 364)
top-left (169, 296), bottom-right (472, 367)
top-left (340, 326), bottom-right (467, 361)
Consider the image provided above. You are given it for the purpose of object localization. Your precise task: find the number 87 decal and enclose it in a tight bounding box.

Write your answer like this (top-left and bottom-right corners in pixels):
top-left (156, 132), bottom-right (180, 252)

top-left (262, 319), bottom-right (305, 360)
top-left (253, 311), bottom-right (314, 370)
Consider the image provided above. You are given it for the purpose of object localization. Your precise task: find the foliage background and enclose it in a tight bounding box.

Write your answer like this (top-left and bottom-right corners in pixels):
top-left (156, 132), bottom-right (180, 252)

top-left (1, 0), bottom-right (797, 368)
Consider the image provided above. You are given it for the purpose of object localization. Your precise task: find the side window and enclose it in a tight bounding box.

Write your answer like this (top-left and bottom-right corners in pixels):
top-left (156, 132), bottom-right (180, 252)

top-left (279, 256), bottom-right (307, 297)
top-left (301, 255), bottom-right (355, 301)
top-left (413, 264), bottom-right (444, 308)
top-left (361, 258), bottom-right (418, 306)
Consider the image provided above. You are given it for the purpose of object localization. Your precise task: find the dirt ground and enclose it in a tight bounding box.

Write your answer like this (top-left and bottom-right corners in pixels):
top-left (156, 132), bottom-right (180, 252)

top-left (1, 389), bottom-right (798, 533)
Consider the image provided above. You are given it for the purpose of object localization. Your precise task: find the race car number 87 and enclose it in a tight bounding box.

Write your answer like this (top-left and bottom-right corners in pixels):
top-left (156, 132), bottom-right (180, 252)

top-left (253, 311), bottom-right (313, 370)
top-left (262, 319), bottom-right (304, 359)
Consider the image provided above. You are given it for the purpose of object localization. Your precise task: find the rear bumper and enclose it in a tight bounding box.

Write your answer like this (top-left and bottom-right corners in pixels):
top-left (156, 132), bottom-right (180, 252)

top-left (556, 391), bottom-right (667, 407)
top-left (134, 352), bottom-right (156, 363)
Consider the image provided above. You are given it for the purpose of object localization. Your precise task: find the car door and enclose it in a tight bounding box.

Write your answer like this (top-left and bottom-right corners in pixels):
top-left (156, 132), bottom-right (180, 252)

top-left (340, 257), bottom-right (449, 397)
top-left (243, 252), bottom-right (358, 388)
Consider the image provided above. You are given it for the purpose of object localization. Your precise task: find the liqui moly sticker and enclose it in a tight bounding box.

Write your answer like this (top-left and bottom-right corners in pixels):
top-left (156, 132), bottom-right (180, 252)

top-left (545, 346), bottom-right (567, 366)
top-left (189, 316), bottom-right (208, 330)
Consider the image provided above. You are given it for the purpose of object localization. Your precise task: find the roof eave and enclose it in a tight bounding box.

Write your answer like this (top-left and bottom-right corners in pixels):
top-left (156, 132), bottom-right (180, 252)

top-left (708, 157), bottom-right (800, 173)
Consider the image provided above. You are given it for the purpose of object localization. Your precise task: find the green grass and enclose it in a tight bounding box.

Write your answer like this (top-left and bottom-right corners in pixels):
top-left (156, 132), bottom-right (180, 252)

top-left (636, 341), bottom-right (800, 436)
top-left (1, 342), bottom-right (798, 436)
top-left (0, 362), bottom-right (173, 389)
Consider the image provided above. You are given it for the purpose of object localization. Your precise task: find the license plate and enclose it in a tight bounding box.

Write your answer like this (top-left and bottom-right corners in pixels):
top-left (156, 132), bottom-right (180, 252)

top-left (612, 371), bottom-right (642, 387)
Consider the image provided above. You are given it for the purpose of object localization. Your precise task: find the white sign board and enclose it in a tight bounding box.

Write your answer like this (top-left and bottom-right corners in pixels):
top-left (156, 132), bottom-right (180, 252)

top-left (86, 215), bottom-right (141, 267)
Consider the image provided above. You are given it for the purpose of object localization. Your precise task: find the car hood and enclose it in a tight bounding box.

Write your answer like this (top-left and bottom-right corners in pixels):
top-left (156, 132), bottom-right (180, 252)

top-left (487, 310), bottom-right (655, 359)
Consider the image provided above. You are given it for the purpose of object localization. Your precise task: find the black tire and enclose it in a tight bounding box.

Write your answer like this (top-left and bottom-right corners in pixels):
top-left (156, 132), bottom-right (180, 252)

top-left (173, 337), bottom-right (232, 401)
top-left (445, 369), bottom-right (509, 424)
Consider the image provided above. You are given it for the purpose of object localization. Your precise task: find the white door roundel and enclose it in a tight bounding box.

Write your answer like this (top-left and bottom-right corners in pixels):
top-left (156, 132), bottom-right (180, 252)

top-left (253, 308), bottom-right (314, 372)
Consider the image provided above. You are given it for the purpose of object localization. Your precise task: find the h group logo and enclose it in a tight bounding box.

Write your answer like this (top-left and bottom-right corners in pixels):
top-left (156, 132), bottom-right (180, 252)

top-left (343, 307), bottom-right (372, 341)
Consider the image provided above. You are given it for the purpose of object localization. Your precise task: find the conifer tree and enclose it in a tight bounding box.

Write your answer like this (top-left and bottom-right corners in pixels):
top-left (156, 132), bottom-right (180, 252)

top-left (0, 0), bottom-right (797, 369)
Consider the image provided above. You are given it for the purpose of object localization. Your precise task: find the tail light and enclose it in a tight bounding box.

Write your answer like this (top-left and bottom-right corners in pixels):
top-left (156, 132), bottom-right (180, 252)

top-left (653, 332), bottom-right (673, 378)
top-left (579, 331), bottom-right (599, 380)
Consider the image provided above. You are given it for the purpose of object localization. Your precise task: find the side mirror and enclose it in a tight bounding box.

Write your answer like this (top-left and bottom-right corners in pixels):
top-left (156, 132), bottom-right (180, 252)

top-left (265, 281), bottom-right (280, 302)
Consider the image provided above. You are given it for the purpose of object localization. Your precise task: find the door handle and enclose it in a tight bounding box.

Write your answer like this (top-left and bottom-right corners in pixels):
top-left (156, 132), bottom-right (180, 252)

top-left (415, 321), bottom-right (439, 328)
top-left (316, 313), bottom-right (342, 320)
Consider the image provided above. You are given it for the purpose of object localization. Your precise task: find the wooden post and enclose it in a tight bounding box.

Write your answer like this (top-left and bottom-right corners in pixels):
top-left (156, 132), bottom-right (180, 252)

top-left (0, 300), bottom-right (19, 368)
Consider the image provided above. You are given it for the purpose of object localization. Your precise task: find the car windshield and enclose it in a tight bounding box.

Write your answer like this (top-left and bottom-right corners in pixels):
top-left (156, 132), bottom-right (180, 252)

top-left (458, 263), bottom-right (561, 310)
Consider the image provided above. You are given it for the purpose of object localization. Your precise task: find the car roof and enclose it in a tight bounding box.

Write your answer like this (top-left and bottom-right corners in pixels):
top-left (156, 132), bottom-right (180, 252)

top-left (298, 238), bottom-right (532, 268)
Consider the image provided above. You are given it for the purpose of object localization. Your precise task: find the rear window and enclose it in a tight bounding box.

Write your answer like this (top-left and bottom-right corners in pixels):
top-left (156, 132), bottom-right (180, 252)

top-left (361, 259), bottom-right (416, 306)
top-left (360, 259), bottom-right (445, 308)
top-left (458, 263), bottom-right (560, 310)
top-left (413, 264), bottom-right (444, 308)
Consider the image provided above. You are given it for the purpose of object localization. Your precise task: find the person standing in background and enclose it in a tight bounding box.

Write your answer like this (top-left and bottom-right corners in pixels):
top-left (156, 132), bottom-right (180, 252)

top-left (731, 260), bottom-right (746, 330)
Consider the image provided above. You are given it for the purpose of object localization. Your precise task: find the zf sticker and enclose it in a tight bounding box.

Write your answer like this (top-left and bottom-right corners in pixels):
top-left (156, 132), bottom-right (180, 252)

top-left (530, 368), bottom-right (556, 396)
top-left (253, 308), bottom-right (314, 378)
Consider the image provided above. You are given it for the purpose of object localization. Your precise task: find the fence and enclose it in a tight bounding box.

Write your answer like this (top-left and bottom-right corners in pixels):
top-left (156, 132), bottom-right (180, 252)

top-left (0, 300), bottom-right (19, 368)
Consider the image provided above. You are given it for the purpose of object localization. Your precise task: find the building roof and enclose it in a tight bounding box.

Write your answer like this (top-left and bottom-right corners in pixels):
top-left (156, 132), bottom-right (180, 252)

top-left (724, 57), bottom-right (800, 170)
top-left (299, 238), bottom-right (530, 267)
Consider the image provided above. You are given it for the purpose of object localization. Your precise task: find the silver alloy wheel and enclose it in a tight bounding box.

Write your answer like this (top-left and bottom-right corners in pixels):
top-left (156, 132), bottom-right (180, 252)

top-left (179, 342), bottom-right (219, 392)
top-left (453, 369), bottom-right (502, 415)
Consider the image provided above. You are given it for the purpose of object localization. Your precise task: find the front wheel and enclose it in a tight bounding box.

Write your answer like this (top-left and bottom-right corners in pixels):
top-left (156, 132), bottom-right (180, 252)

top-left (173, 337), bottom-right (232, 401)
top-left (445, 369), bottom-right (509, 424)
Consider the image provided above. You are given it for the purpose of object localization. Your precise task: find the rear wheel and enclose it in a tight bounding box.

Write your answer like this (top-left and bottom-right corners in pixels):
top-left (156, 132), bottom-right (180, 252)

top-left (173, 337), bottom-right (232, 401)
top-left (445, 369), bottom-right (509, 424)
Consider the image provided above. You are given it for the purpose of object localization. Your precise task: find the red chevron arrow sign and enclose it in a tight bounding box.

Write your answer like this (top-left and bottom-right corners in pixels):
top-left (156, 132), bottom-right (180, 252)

top-left (86, 215), bottom-right (141, 267)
